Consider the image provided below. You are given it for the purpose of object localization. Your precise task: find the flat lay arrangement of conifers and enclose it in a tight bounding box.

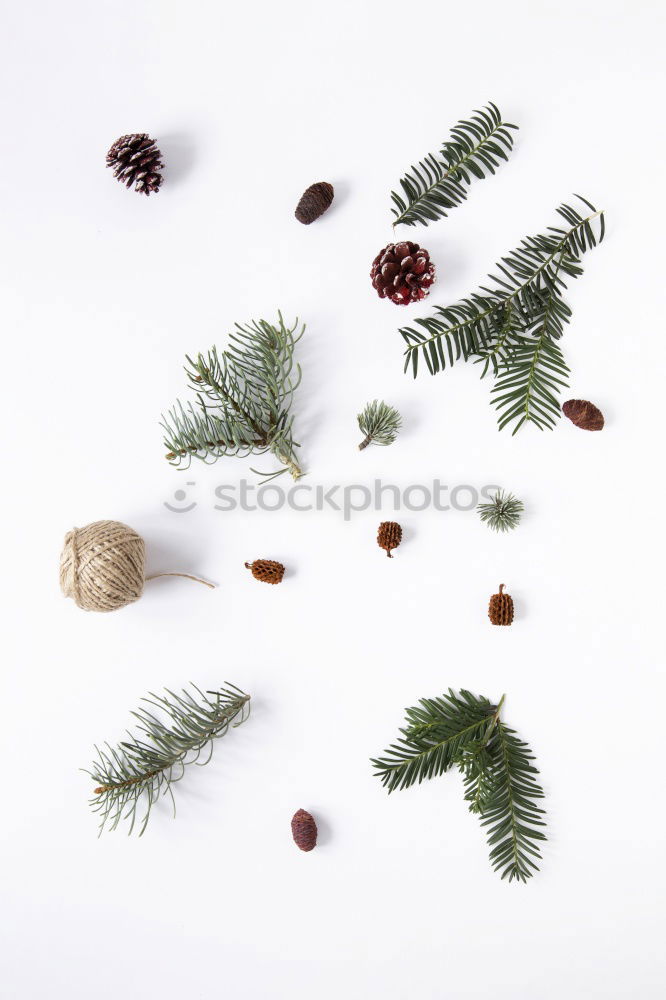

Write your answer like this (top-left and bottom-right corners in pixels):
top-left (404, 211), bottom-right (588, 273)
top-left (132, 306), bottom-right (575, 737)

top-left (60, 107), bottom-right (606, 878)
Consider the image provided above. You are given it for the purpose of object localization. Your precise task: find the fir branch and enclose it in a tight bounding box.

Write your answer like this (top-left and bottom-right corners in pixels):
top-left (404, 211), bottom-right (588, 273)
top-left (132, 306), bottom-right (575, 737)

top-left (400, 197), bottom-right (605, 433)
top-left (85, 683), bottom-right (250, 836)
top-left (371, 691), bottom-right (546, 882)
top-left (357, 399), bottom-right (402, 450)
top-left (390, 102), bottom-right (518, 228)
top-left (161, 313), bottom-right (304, 481)
top-left (477, 489), bottom-right (524, 532)
top-left (371, 689), bottom-right (497, 793)
top-left (491, 331), bottom-right (570, 433)
top-left (479, 722), bottom-right (546, 883)
top-left (459, 741), bottom-right (496, 815)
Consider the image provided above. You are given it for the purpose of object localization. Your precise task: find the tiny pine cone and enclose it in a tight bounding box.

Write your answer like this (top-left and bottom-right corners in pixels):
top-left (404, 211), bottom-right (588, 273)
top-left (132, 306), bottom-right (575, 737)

top-left (245, 559), bottom-right (285, 584)
top-left (562, 399), bottom-right (605, 431)
top-left (291, 809), bottom-right (317, 851)
top-left (377, 521), bottom-right (402, 558)
top-left (489, 584), bottom-right (514, 626)
top-left (295, 182), bottom-right (334, 224)
top-left (106, 133), bottom-right (164, 195)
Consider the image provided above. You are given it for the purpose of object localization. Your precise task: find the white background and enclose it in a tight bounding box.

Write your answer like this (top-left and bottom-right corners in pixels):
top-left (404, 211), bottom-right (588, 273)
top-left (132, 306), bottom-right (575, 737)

top-left (2, 2), bottom-right (665, 997)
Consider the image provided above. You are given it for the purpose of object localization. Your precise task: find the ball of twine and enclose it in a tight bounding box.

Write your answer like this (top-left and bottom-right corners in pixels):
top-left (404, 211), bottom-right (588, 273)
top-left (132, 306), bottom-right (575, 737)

top-left (60, 520), bottom-right (213, 613)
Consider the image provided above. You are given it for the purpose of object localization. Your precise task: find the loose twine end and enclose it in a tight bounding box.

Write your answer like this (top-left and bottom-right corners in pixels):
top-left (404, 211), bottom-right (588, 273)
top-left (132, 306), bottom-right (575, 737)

top-left (145, 572), bottom-right (215, 590)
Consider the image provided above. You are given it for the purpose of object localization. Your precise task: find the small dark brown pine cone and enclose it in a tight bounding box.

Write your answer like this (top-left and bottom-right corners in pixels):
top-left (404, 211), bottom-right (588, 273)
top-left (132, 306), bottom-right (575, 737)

top-left (562, 399), bottom-right (605, 431)
top-left (488, 584), bottom-right (514, 626)
top-left (291, 809), bottom-right (317, 851)
top-left (295, 182), bottom-right (334, 224)
top-left (245, 559), bottom-right (285, 584)
top-left (106, 134), bottom-right (164, 195)
top-left (371, 241), bottom-right (435, 305)
top-left (377, 521), bottom-right (402, 558)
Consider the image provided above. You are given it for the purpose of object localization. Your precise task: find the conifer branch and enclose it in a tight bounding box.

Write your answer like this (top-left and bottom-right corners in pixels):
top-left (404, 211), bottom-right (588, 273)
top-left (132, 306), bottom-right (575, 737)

top-left (480, 722), bottom-right (546, 883)
top-left (372, 690), bottom-right (546, 882)
top-left (371, 690), bottom-right (497, 794)
top-left (85, 684), bottom-right (250, 836)
top-left (390, 102), bottom-right (518, 228)
top-left (161, 313), bottom-right (304, 481)
top-left (400, 197), bottom-right (605, 433)
top-left (477, 489), bottom-right (524, 532)
top-left (357, 399), bottom-right (402, 450)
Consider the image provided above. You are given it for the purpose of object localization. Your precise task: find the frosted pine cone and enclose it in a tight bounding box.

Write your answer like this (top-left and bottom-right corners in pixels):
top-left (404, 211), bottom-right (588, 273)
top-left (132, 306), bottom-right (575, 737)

top-left (370, 241), bottom-right (435, 305)
top-left (106, 133), bottom-right (164, 195)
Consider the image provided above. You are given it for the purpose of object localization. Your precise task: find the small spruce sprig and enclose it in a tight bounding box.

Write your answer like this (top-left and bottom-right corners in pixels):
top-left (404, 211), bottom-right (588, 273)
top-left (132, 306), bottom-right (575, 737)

top-left (400, 196), bottom-right (605, 433)
top-left (357, 400), bottom-right (402, 450)
top-left (477, 489), bottom-right (524, 532)
top-left (371, 689), bottom-right (546, 883)
top-left (85, 683), bottom-right (250, 836)
top-left (391, 102), bottom-right (518, 228)
top-left (162, 313), bottom-right (304, 482)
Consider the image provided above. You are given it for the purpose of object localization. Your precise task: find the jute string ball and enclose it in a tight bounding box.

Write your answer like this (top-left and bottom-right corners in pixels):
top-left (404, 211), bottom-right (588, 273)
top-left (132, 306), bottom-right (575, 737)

top-left (59, 520), bottom-right (213, 613)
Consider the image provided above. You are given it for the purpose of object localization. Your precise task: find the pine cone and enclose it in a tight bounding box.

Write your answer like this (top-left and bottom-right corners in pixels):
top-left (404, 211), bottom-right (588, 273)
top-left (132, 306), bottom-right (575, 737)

top-left (488, 584), bottom-right (514, 626)
top-left (291, 809), bottom-right (317, 851)
top-left (245, 559), bottom-right (285, 584)
top-left (370, 242), bottom-right (435, 305)
top-left (377, 521), bottom-right (402, 558)
top-left (106, 133), bottom-right (164, 195)
top-left (295, 182), bottom-right (334, 224)
top-left (562, 399), bottom-right (604, 431)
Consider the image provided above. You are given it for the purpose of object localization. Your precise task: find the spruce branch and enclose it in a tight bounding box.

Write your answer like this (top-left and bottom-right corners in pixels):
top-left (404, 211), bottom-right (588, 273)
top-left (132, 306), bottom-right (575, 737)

top-left (477, 489), bottom-right (524, 532)
top-left (400, 196), bottom-right (605, 433)
top-left (390, 102), bottom-right (518, 228)
top-left (357, 399), bottom-right (402, 450)
top-left (371, 690), bottom-right (546, 882)
top-left (85, 683), bottom-right (250, 836)
top-left (161, 313), bottom-right (304, 481)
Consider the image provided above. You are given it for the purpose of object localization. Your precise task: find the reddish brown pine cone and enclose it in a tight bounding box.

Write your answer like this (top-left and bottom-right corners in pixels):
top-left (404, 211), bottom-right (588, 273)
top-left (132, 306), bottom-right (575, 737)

top-left (377, 521), bottom-right (402, 558)
top-left (562, 399), bottom-right (605, 431)
top-left (295, 182), bottom-right (334, 224)
top-left (370, 241), bottom-right (435, 305)
top-left (245, 559), bottom-right (285, 584)
top-left (488, 584), bottom-right (514, 626)
top-left (291, 809), bottom-right (317, 851)
top-left (106, 133), bottom-right (164, 195)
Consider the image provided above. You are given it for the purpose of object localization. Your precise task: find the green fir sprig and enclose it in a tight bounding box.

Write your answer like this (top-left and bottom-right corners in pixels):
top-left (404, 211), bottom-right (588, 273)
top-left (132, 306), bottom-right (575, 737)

top-left (86, 683), bottom-right (250, 836)
top-left (400, 196), bottom-right (605, 433)
top-left (162, 313), bottom-right (304, 481)
top-left (477, 489), bottom-right (524, 532)
top-left (357, 399), bottom-right (402, 450)
top-left (390, 102), bottom-right (518, 228)
top-left (371, 689), bottom-right (546, 882)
